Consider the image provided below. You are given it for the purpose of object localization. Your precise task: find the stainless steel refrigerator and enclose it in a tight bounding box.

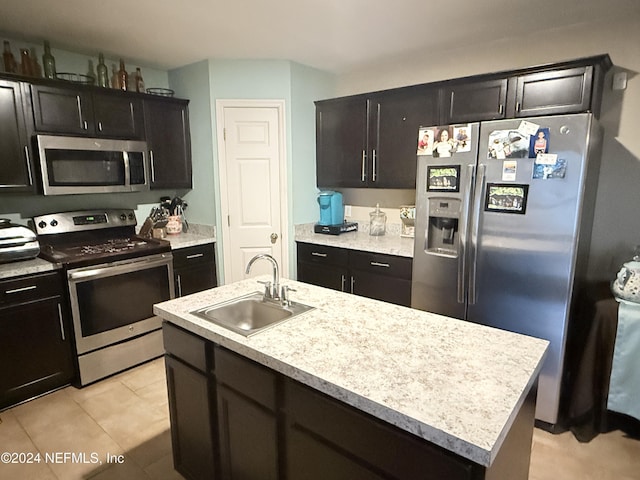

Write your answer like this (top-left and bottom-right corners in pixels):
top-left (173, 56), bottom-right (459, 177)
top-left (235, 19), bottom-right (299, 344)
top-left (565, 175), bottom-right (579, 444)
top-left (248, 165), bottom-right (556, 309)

top-left (411, 113), bottom-right (602, 427)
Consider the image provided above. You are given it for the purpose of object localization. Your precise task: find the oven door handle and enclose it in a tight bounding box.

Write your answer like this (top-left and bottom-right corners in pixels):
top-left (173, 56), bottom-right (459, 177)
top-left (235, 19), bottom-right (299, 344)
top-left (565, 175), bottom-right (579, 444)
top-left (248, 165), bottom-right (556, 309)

top-left (68, 254), bottom-right (172, 282)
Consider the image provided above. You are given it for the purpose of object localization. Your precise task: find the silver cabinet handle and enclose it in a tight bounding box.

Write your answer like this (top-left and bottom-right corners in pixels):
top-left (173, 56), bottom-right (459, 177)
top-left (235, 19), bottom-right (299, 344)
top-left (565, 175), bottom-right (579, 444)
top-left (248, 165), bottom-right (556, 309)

top-left (370, 261), bottom-right (390, 268)
top-left (516, 102), bottom-right (521, 112)
top-left (176, 274), bottom-right (182, 297)
top-left (76, 96), bottom-right (86, 129)
top-left (372, 149), bottom-right (377, 182)
top-left (24, 146), bottom-right (33, 185)
top-left (5, 285), bottom-right (37, 294)
top-left (98, 121), bottom-right (103, 132)
top-left (350, 276), bottom-right (355, 294)
top-left (186, 253), bottom-right (204, 259)
top-left (499, 104), bottom-right (504, 115)
top-left (361, 150), bottom-right (367, 182)
top-left (341, 274), bottom-right (346, 292)
top-left (57, 303), bottom-right (66, 341)
top-left (311, 252), bottom-right (327, 258)
top-left (149, 150), bottom-right (156, 182)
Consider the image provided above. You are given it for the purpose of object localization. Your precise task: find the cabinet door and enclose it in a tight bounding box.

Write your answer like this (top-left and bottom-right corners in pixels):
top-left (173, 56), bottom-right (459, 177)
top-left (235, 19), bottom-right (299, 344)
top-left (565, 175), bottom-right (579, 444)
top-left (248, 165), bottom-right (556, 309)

top-left (514, 66), bottom-right (592, 117)
top-left (298, 262), bottom-right (349, 292)
top-left (369, 86), bottom-right (438, 188)
top-left (174, 244), bottom-right (217, 297)
top-left (0, 80), bottom-right (34, 192)
top-left (31, 84), bottom-right (95, 134)
top-left (175, 263), bottom-right (217, 297)
top-left (316, 96), bottom-right (367, 187)
top-left (144, 97), bottom-right (192, 188)
top-left (92, 92), bottom-right (144, 139)
top-left (440, 78), bottom-right (508, 123)
top-left (217, 385), bottom-right (279, 480)
top-left (165, 355), bottom-right (217, 480)
top-left (216, 347), bottom-right (279, 480)
top-left (351, 269), bottom-right (412, 306)
top-left (0, 297), bottom-right (74, 409)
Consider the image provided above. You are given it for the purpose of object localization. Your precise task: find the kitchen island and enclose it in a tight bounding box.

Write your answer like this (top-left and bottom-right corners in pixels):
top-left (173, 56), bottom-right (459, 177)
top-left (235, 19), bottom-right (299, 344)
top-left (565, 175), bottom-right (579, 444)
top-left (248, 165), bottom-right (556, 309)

top-left (154, 277), bottom-right (548, 480)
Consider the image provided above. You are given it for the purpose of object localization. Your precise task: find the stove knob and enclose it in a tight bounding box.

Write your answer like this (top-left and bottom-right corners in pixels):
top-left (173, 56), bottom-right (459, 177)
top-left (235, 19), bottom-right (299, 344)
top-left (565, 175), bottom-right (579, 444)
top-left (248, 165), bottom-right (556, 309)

top-left (50, 219), bottom-right (58, 227)
top-left (38, 221), bottom-right (47, 229)
top-left (120, 213), bottom-right (127, 221)
top-left (128, 213), bottom-right (135, 220)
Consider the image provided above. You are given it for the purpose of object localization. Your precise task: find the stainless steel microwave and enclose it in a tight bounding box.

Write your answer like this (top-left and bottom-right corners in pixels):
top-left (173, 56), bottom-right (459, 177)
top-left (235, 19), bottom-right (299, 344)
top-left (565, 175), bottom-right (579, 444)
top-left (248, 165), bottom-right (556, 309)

top-left (36, 135), bottom-right (150, 195)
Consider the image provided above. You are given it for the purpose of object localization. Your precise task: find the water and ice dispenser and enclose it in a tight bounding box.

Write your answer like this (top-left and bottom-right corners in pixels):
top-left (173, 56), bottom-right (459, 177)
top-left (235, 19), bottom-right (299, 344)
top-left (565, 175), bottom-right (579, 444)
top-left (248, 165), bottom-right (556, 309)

top-left (426, 198), bottom-right (460, 255)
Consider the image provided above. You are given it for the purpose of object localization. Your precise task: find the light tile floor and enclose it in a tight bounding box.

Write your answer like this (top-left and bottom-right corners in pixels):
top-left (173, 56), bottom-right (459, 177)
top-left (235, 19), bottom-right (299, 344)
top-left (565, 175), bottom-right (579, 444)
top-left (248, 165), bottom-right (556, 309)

top-left (1, 357), bottom-right (639, 479)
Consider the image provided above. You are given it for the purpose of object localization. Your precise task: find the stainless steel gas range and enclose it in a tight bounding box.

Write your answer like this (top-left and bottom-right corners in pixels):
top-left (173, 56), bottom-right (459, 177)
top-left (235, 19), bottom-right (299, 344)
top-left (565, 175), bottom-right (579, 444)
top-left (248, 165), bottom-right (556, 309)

top-left (34, 209), bottom-right (175, 386)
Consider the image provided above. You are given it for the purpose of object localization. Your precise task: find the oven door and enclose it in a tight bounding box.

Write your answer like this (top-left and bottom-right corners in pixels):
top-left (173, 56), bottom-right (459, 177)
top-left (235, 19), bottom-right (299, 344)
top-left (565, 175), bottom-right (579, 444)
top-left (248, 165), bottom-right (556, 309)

top-left (67, 253), bottom-right (174, 354)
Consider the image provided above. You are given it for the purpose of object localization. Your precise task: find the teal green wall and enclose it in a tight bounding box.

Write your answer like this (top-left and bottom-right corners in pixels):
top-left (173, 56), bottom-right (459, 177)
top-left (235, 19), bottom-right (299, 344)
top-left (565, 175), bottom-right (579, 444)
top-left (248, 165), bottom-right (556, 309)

top-left (166, 59), bottom-right (334, 281)
top-left (168, 61), bottom-right (215, 226)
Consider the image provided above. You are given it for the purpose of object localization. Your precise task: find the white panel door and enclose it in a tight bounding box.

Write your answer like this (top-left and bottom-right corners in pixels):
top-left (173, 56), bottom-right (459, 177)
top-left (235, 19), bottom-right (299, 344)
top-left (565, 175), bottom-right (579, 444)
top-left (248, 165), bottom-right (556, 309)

top-left (219, 104), bottom-right (285, 283)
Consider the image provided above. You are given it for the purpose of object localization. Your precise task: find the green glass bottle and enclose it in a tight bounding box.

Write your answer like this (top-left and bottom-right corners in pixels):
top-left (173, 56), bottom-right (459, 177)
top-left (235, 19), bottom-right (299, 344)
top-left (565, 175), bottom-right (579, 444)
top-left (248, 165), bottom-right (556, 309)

top-left (42, 40), bottom-right (56, 79)
top-left (96, 53), bottom-right (109, 88)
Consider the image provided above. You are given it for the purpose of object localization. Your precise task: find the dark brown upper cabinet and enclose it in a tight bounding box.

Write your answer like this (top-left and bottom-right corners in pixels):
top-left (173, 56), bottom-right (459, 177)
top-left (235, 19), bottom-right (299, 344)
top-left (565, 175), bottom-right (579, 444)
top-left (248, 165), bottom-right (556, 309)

top-left (439, 78), bottom-right (509, 124)
top-left (511, 66), bottom-right (593, 118)
top-left (0, 79), bottom-right (35, 192)
top-left (30, 84), bottom-right (144, 139)
top-left (144, 96), bottom-right (192, 189)
top-left (316, 85), bottom-right (438, 189)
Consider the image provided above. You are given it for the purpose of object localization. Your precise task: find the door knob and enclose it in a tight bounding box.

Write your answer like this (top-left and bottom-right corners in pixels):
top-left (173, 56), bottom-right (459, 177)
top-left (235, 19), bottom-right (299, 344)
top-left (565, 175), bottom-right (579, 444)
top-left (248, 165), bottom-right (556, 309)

top-left (270, 233), bottom-right (278, 244)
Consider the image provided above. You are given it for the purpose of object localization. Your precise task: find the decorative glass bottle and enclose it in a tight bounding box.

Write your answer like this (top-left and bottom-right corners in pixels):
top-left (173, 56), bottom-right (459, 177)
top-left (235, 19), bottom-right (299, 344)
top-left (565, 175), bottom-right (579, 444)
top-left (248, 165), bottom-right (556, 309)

top-left (3, 41), bottom-right (17, 73)
top-left (30, 48), bottom-right (42, 77)
top-left (117, 59), bottom-right (128, 91)
top-left (134, 67), bottom-right (144, 93)
top-left (86, 59), bottom-right (96, 84)
top-left (42, 40), bottom-right (56, 79)
top-left (96, 53), bottom-right (109, 88)
top-left (20, 49), bottom-right (33, 77)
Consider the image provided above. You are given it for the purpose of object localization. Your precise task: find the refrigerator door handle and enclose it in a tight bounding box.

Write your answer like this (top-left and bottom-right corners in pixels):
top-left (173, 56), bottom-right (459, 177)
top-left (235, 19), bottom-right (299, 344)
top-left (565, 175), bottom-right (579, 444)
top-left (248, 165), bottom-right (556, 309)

top-left (469, 163), bottom-right (486, 305)
top-left (458, 164), bottom-right (475, 304)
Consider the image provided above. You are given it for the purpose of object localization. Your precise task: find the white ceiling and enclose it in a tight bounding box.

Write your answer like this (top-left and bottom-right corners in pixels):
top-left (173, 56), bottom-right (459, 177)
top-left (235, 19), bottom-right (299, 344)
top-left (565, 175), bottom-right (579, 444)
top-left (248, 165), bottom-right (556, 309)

top-left (1, 0), bottom-right (639, 74)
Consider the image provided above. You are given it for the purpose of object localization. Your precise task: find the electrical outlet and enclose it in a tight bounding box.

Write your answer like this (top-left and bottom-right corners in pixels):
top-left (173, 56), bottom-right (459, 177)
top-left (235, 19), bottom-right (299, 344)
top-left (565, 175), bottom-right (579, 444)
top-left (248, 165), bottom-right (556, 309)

top-left (344, 205), bottom-right (352, 217)
top-left (613, 72), bottom-right (628, 91)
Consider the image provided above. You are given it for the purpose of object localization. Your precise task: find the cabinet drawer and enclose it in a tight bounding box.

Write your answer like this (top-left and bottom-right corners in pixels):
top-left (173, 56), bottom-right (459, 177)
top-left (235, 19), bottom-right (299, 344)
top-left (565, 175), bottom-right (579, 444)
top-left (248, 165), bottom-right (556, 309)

top-left (172, 243), bottom-right (215, 269)
top-left (163, 322), bottom-right (209, 373)
top-left (297, 242), bottom-right (348, 267)
top-left (349, 251), bottom-right (412, 280)
top-left (0, 271), bottom-right (63, 306)
top-left (215, 347), bottom-right (277, 411)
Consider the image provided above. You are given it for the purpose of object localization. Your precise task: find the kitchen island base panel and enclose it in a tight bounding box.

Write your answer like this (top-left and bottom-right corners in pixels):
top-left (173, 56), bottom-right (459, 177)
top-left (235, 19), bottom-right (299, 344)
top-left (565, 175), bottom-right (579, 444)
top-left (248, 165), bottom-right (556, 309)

top-left (163, 322), bottom-right (538, 480)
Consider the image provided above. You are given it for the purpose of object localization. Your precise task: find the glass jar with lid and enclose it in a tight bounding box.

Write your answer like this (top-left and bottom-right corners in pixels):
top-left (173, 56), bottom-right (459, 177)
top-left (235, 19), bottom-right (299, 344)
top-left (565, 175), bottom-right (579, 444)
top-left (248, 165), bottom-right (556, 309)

top-left (369, 203), bottom-right (387, 236)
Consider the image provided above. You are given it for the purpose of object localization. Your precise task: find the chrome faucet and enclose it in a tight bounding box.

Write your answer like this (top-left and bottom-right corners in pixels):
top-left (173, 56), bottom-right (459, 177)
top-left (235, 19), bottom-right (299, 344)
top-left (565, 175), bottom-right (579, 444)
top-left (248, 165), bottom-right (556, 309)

top-left (246, 254), bottom-right (280, 302)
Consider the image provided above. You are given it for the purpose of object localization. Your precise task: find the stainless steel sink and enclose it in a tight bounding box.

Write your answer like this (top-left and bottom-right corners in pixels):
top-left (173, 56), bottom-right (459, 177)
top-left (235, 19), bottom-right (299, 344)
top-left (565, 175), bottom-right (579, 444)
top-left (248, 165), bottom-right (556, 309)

top-left (190, 291), bottom-right (314, 336)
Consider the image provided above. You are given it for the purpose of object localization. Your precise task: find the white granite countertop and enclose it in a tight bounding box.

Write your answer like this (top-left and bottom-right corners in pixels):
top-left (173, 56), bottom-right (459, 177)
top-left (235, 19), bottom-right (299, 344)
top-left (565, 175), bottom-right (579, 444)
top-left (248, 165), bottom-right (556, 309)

top-left (295, 223), bottom-right (414, 258)
top-left (0, 257), bottom-right (60, 280)
top-left (154, 276), bottom-right (548, 467)
top-left (163, 224), bottom-right (216, 250)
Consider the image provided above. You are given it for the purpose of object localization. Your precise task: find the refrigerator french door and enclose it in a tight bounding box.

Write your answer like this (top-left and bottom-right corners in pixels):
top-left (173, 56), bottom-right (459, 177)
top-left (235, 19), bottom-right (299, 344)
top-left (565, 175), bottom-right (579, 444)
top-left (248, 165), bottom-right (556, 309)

top-left (412, 114), bottom-right (602, 426)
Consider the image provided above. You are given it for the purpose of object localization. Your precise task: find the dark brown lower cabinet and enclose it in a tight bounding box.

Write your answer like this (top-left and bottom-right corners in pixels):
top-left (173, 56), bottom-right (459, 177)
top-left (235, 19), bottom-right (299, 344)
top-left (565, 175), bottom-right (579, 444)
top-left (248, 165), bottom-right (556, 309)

top-left (164, 355), bottom-right (217, 480)
top-left (217, 385), bottom-right (279, 479)
top-left (0, 271), bottom-right (74, 410)
top-left (173, 243), bottom-right (217, 298)
top-left (297, 242), bottom-right (412, 307)
top-left (163, 322), bottom-right (536, 480)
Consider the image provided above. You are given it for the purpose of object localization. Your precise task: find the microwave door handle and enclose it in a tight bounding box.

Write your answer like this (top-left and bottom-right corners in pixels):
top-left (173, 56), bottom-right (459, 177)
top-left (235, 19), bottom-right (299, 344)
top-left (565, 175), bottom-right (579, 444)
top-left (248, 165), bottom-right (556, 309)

top-left (149, 150), bottom-right (156, 182)
top-left (123, 152), bottom-right (131, 187)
